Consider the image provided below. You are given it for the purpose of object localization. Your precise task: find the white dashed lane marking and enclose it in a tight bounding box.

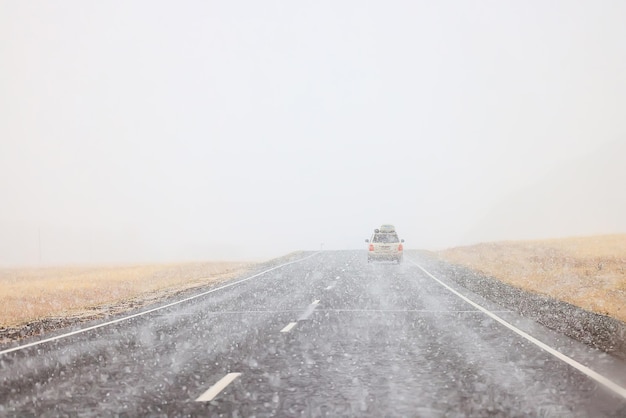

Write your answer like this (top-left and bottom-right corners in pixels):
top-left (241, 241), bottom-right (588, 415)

top-left (280, 322), bottom-right (297, 333)
top-left (195, 373), bottom-right (241, 402)
top-left (298, 300), bottom-right (321, 321)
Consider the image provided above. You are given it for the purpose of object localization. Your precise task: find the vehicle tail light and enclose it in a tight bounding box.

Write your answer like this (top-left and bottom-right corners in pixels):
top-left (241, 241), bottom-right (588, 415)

top-left (398, 243), bottom-right (403, 251)
top-left (369, 244), bottom-right (374, 251)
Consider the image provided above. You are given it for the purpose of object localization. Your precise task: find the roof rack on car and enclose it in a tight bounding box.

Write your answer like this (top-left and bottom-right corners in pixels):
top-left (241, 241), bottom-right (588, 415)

top-left (379, 224), bottom-right (396, 233)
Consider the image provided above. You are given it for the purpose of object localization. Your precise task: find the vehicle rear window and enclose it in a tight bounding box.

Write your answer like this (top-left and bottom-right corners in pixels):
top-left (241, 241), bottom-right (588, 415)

top-left (372, 234), bottom-right (399, 243)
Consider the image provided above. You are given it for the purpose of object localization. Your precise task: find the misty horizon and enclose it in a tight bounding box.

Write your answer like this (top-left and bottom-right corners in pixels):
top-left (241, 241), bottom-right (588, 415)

top-left (2, 1), bottom-right (625, 266)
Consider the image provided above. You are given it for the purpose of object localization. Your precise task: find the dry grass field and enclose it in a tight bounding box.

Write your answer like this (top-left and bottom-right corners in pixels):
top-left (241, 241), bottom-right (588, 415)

top-left (0, 262), bottom-right (253, 328)
top-left (439, 234), bottom-right (626, 322)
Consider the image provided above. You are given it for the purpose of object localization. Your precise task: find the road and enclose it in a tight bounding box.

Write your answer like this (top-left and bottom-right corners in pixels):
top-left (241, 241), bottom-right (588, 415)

top-left (2, 250), bottom-right (626, 416)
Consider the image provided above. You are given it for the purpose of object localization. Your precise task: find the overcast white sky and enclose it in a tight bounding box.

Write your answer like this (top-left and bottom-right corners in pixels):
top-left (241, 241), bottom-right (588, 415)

top-left (1, 1), bottom-right (625, 265)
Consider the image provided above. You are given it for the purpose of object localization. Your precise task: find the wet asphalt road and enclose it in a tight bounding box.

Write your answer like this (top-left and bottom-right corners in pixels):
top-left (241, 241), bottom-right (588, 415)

top-left (2, 250), bottom-right (626, 417)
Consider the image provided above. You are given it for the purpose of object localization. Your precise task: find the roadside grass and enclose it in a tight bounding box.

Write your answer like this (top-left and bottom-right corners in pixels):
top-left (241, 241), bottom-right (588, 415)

top-left (0, 262), bottom-right (253, 328)
top-left (438, 234), bottom-right (626, 323)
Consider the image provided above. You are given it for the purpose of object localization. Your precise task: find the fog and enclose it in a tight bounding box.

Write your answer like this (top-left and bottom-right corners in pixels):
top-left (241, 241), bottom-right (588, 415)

top-left (1, 1), bottom-right (625, 265)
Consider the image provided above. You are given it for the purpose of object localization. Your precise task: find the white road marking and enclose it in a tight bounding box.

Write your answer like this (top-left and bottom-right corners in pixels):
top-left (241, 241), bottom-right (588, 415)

top-left (408, 258), bottom-right (626, 401)
top-left (280, 322), bottom-right (297, 333)
top-left (324, 285), bottom-right (334, 290)
top-left (195, 373), bottom-right (241, 402)
top-left (298, 300), bottom-right (321, 321)
top-left (0, 252), bottom-right (320, 356)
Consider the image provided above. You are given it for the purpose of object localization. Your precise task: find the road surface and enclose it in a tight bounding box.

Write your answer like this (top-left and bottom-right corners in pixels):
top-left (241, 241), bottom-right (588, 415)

top-left (2, 251), bottom-right (626, 416)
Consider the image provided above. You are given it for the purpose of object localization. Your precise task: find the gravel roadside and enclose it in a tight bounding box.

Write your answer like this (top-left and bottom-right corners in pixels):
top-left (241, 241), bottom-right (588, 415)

top-left (411, 250), bottom-right (626, 361)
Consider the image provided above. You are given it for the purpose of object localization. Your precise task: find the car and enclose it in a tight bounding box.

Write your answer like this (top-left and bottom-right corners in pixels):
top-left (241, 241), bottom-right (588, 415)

top-left (365, 225), bottom-right (404, 263)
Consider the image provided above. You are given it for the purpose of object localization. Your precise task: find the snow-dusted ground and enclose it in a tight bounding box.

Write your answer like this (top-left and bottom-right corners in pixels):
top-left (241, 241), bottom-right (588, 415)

top-left (2, 250), bottom-right (626, 416)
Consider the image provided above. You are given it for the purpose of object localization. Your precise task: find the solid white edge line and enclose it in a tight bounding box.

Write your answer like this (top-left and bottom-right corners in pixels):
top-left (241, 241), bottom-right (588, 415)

top-left (407, 258), bottom-right (626, 400)
top-left (195, 372), bottom-right (242, 402)
top-left (0, 252), bottom-right (320, 356)
top-left (280, 322), bottom-right (297, 333)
